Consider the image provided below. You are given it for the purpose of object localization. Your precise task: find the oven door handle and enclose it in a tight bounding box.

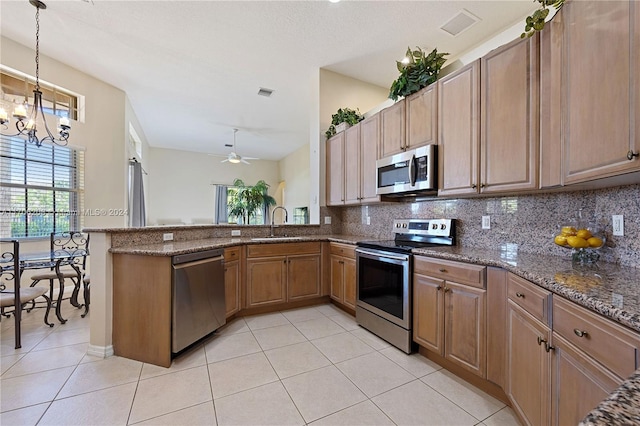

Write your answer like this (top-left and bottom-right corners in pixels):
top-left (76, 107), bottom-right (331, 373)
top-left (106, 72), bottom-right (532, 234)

top-left (356, 249), bottom-right (410, 262)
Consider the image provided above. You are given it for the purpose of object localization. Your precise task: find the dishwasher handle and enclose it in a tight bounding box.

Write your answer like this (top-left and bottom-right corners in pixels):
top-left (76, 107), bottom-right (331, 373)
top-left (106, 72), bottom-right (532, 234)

top-left (172, 248), bottom-right (224, 265)
top-left (172, 255), bottom-right (224, 270)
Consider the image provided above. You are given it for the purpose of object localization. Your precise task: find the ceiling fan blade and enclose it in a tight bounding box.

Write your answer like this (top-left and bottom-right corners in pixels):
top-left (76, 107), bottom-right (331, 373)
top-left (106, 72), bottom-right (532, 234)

top-left (243, 156), bottom-right (260, 160)
top-left (240, 159), bottom-right (251, 165)
top-left (221, 158), bottom-right (229, 163)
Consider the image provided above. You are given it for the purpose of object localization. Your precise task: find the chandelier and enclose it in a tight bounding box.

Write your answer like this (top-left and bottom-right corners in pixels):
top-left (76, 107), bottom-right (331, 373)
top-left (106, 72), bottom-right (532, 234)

top-left (0, 0), bottom-right (70, 147)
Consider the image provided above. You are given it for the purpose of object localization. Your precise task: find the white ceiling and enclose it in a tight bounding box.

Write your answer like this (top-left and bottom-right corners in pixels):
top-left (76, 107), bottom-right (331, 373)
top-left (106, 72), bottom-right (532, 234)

top-left (0, 0), bottom-right (536, 161)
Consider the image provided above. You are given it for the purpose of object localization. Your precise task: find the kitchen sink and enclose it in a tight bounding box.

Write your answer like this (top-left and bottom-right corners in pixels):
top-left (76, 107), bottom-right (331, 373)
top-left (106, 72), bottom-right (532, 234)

top-left (250, 236), bottom-right (304, 242)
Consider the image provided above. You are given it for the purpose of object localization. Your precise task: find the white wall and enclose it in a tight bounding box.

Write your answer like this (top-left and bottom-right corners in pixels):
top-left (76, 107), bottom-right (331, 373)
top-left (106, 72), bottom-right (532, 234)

top-left (146, 147), bottom-right (280, 225)
top-left (278, 143), bottom-right (310, 224)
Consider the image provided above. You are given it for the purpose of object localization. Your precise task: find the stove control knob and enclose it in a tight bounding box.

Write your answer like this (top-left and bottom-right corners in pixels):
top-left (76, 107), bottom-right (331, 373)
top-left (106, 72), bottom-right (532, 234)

top-left (395, 223), bottom-right (401, 228)
top-left (402, 223), bottom-right (408, 229)
top-left (431, 224), bottom-right (438, 230)
top-left (440, 224), bottom-right (447, 230)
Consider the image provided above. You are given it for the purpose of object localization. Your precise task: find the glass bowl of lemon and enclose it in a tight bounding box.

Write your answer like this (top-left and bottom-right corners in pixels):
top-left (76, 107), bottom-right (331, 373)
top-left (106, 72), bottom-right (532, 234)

top-left (554, 225), bottom-right (605, 265)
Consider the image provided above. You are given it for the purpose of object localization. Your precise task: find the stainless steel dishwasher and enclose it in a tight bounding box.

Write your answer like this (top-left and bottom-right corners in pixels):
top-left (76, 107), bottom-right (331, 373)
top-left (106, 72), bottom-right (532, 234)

top-left (172, 248), bottom-right (226, 353)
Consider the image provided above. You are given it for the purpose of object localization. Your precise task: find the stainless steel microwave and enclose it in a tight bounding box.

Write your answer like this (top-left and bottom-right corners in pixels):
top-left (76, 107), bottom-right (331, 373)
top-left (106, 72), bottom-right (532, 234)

top-left (376, 145), bottom-right (437, 197)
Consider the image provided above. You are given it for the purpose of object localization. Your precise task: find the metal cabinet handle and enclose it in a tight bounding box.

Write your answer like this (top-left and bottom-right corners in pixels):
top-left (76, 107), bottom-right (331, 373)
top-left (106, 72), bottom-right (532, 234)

top-left (439, 268), bottom-right (447, 273)
top-left (516, 292), bottom-right (525, 298)
top-left (444, 287), bottom-right (451, 293)
top-left (545, 342), bottom-right (555, 353)
top-left (627, 150), bottom-right (639, 160)
top-left (480, 183), bottom-right (486, 188)
top-left (436, 286), bottom-right (442, 291)
top-left (537, 336), bottom-right (547, 346)
top-left (574, 329), bottom-right (589, 338)
top-left (471, 184), bottom-right (477, 189)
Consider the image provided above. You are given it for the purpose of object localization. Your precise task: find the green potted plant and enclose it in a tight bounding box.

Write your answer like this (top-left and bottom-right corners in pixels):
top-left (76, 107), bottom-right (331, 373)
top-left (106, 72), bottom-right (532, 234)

top-left (325, 107), bottom-right (364, 139)
top-left (521, 0), bottom-right (564, 38)
top-left (227, 178), bottom-right (276, 225)
top-left (388, 46), bottom-right (448, 101)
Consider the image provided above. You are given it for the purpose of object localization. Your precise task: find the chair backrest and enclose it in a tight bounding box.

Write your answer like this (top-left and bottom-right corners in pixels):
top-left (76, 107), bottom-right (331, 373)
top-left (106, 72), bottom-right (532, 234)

top-left (50, 231), bottom-right (90, 270)
top-left (0, 239), bottom-right (21, 304)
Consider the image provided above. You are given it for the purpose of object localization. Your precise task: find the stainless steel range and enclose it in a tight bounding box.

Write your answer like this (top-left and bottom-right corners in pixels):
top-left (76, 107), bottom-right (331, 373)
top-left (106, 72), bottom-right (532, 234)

top-left (355, 219), bottom-right (455, 353)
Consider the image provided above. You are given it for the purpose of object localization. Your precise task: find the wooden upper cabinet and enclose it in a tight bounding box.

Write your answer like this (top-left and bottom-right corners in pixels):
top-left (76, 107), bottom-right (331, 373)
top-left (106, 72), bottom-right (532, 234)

top-left (360, 113), bottom-right (381, 203)
top-left (344, 124), bottom-right (361, 205)
top-left (481, 35), bottom-right (539, 193)
top-left (380, 100), bottom-right (406, 158)
top-left (542, 0), bottom-right (640, 185)
top-left (438, 60), bottom-right (480, 196)
top-left (326, 132), bottom-right (344, 206)
top-left (406, 84), bottom-right (438, 150)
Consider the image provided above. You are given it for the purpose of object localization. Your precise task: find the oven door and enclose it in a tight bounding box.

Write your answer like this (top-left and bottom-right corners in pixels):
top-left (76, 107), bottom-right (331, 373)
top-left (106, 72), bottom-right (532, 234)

top-left (356, 247), bottom-right (411, 329)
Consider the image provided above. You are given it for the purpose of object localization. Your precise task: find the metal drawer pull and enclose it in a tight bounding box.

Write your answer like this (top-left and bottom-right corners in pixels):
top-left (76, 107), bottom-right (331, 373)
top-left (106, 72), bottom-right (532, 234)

top-left (516, 292), bottom-right (525, 298)
top-left (439, 268), bottom-right (447, 273)
top-left (627, 150), bottom-right (639, 160)
top-left (573, 329), bottom-right (589, 338)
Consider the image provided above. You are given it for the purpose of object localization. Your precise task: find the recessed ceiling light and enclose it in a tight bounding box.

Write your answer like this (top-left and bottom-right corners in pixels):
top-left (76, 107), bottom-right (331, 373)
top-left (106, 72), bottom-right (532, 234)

top-left (329, 0), bottom-right (341, 3)
top-left (401, 57), bottom-right (410, 64)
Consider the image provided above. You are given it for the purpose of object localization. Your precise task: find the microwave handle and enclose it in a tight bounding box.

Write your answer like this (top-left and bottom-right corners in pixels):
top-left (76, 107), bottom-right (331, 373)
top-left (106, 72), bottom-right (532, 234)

top-left (408, 154), bottom-right (417, 186)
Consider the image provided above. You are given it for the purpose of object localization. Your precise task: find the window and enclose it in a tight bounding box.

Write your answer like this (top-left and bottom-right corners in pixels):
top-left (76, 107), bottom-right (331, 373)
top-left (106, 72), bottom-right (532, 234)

top-left (226, 186), bottom-right (265, 225)
top-left (0, 136), bottom-right (85, 238)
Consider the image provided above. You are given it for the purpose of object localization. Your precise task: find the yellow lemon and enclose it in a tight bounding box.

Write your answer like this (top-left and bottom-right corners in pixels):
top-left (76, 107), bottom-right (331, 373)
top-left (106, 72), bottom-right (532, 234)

top-left (561, 226), bottom-right (578, 236)
top-left (554, 235), bottom-right (568, 246)
top-left (588, 236), bottom-right (604, 248)
top-left (576, 229), bottom-right (593, 239)
top-left (567, 236), bottom-right (589, 248)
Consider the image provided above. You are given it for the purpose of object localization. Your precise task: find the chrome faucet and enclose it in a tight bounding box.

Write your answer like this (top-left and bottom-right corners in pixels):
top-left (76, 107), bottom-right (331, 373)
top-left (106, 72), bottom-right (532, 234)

top-left (270, 206), bottom-right (288, 237)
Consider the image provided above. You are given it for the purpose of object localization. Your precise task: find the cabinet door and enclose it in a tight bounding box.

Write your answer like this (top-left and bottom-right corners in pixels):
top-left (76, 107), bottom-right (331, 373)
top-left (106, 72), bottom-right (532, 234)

top-left (438, 60), bottom-right (480, 196)
top-left (507, 301), bottom-right (551, 426)
top-left (330, 255), bottom-right (344, 303)
top-left (344, 124), bottom-right (361, 205)
top-left (413, 273), bottom-right (444, 355)
top-left (481, 35), bottom-right (539, 193)
top-left (444, 281), bottom-right (486, 377)
top-left (343, 257), bottom-right (356, 309)
top-left (551, 333), bottom-right (621, 426)
top-left (288, 254), bottom-right (321, 301)
top-left (360, 113), bottom-right (381, 203)
top-left (406, 84), bottom-right (437, 150)
top-left (380, 100), bottom-right (406, 158)
top-left (224, 260), bottom-right (240, 318)
top-left (559, 1), bottom-right (639, 183)
top-left (246, 256), bottom-right (287, 307)
top-left (326, 133), bottom-right (345, 206)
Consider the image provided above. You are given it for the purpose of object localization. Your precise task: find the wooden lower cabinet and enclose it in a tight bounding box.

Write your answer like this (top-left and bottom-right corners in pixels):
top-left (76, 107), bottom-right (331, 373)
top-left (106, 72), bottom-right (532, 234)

top-left (507, 300), bottom-right (551, 426)
top-left (288, 254), bottom-right (321, 301)
top-left (246, 256), bottom-right (287, 307)
top-left (224, 260), bottom-right (240, 318)
top-left (329, 243), bottom-right (356, 310)
top-left (413, 273), bottom-right (444, 354)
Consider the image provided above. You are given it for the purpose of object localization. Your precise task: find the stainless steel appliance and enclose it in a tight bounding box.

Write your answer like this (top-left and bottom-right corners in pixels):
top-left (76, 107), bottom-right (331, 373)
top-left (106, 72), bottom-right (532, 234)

top-left (172, 249), bottom-right (226, 353)
top-left (356, 219), bottom-right (455, 353)
top-left (376, 144), bottom-right (437, 197)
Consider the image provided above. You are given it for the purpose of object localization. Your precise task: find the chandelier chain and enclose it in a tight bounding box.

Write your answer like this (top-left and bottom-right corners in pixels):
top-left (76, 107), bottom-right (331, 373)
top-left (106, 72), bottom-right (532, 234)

top-left (35, 5), bottom-right (40, 91)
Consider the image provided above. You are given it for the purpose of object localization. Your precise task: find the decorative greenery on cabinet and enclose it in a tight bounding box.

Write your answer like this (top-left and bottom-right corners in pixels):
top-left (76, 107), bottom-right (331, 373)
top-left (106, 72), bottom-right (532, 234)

top-left (388, 46), bottom-right (448, 101)
top-left (325, 107), bottom-right (364, 139)
top-left (521, 0), bottom-right (564, 38)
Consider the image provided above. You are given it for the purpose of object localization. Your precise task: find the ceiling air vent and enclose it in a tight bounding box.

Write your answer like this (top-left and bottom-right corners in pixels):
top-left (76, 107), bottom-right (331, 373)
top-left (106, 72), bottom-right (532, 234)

top-left (440, 9), bottom-right (480, 37)
top-left (257, 87), bottom-right (274, 97)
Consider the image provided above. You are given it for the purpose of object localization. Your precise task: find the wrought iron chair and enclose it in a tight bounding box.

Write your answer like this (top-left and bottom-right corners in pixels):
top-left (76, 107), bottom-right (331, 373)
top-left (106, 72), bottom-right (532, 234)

top-left (27, 231), bottom-right (90, 323)
top-left (0, 240), bottom-right (53, 349)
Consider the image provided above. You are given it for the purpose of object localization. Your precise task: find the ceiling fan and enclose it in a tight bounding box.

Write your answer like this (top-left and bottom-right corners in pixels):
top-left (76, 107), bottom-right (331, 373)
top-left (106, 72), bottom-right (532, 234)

top-left (214, 128), bottom-right (259, 165)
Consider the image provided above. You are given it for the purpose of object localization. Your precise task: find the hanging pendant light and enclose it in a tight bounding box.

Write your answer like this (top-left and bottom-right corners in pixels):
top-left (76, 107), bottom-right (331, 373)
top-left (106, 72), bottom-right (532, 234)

top-left (0, 0), bottom-right (70, 147)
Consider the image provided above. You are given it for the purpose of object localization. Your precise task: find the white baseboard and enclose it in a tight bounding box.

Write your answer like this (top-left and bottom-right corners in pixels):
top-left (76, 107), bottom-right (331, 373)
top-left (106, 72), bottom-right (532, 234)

top-left (87, 344), bottom-right (114, 359)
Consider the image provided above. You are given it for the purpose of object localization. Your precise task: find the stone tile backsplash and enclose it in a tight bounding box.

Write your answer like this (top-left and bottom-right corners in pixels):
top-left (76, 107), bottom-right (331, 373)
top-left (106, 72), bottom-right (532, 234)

top-left (335, 184), bottom-right (640, 268)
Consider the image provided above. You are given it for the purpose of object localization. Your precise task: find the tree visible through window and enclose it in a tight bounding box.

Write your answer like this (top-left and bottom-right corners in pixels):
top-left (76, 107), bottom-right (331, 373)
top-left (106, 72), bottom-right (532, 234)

top-left (0, 136), bottom-right (84, 238)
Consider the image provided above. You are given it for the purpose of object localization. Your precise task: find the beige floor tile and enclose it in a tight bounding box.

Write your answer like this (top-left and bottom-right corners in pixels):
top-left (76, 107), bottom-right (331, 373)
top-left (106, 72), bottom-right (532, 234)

top-left (39, 382), bottom-right (136, 426)
top-left (204, 332), bottom-right (261, 363)
top-left (244, 312), bottom-right (290, 331)
top-left (217, 318), bottom-right (249, 335)
top-left (311, 332), bottom-right (375, 363)
top-left (215, 381), bottom-right (304, 426)
top-left (2, 343), bottom-right (87, 378)
top-left (372, 380), bottom-right (478, 426)
top-left (328, 312), bottom-right (360, 331)
top-left (0, 331), bottom-right (50, 356)
top-left (315, 303), bottom-right (346, 317)
top-left (293, 316), bottom-right (346, 340)
top-left (57, 355), bottom-right (142, 399)
top-left (349, 328), bottom-right (392, 350)
top-left (1, 353), bottom-right (24, 376)
top-left (379, 346), bottom-right (442, 377)
top-left (134, 401), bottom-right (217, 425)
top-left (282, 365), bottom-right (367, 423)
top-left (483, 406), bottom-right (521, 426)
top-left (252, 324), bottom-right (307, 351)
top-left (421, 369), bottom-right (505, 421)
top-left (264, 341), bottom-right (331, 379)
top-left (310, 400), bottom-right (394, 426)
top-left (0, 402), bottom-right (48, 426)
top-left (281, 306), bottom-right (325, 323)
top-left (208, 352), bottom-right (278, 398)
top-left (336, 352), bottom-right (415, 398)
top-left (32, 327), bottom-right (90, 351)
top-left (130, 366), bottom-right (212, 424)
top-left (0, 367), bottom-right (74, 412)
top-left (140, 344), bottom-right (207, 379)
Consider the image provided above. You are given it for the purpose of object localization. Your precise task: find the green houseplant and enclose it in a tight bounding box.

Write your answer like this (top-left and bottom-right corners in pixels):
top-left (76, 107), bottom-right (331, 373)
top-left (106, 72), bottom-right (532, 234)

top-left (388, 46), bottom-right (448, 101)
top-left (227, 178), bottom-right (276, 225)
top-left (325, 107), bottom-right (364, 139)
top-left (521, 0), bottom-right (565, 38)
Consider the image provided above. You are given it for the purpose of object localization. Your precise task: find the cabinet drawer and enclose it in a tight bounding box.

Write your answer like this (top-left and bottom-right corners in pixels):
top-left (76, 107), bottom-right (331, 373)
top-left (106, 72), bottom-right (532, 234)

top-left (507, 273), bottom-right (551, 325)
top-left (414, 257), bottom-right (486, 288)
top-left (224, 247), bottom-right (241, 262)
top-left (553, 297), bottom-right (640, 380)
top-left (330, 243), bottom-right (355, 259)
top-left (247, 242), bottom-right (321, 258)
